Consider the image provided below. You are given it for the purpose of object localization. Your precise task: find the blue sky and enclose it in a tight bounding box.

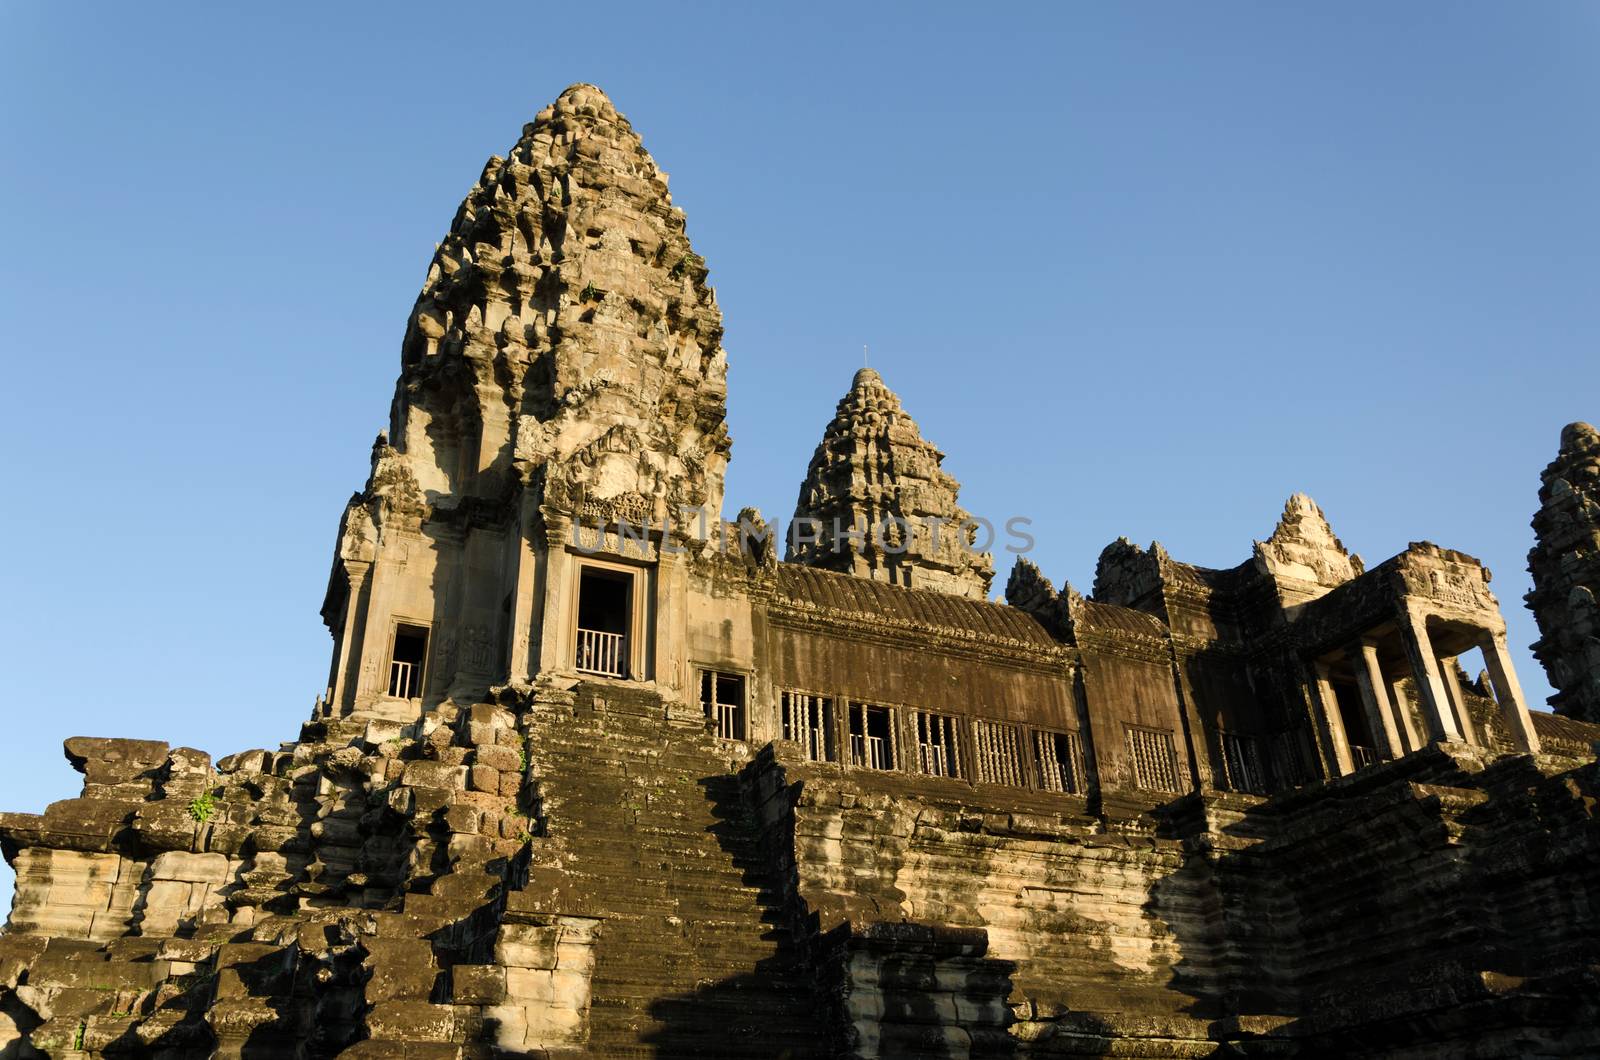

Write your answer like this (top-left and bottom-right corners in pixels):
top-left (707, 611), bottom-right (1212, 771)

top-left (1, 3), bottom-right (1596, 911)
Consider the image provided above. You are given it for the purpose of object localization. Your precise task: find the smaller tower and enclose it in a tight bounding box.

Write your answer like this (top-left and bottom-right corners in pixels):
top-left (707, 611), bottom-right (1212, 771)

top-left (1528, 421), bottom-right (1600, 721)
top-left (787, 367), bottom-right (993, 599)
top-left (1253, 493), bottom-right (1364, 609)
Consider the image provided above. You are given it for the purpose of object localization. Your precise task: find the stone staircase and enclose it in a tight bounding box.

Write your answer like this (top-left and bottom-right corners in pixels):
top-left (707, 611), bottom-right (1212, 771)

top-left (523, 681), bottom-right (825, 1058)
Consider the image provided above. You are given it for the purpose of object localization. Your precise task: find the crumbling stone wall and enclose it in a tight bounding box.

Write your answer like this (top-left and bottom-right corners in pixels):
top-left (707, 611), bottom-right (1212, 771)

top-left (0, 699), bottom-right (607, 1057)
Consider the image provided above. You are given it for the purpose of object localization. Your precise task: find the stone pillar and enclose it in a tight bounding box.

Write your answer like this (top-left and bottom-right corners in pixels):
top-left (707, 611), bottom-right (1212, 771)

top-left (1349, 640), bottom-right (1403, 760)
top-left (331, 561), bottom-right (371, 715)
top-left (654, 547), bottom-right (688, 699)
top-left (353, 552), bottom-right (399, 709)
top-left (1438, 659), bottom-right (1479, 746)
top-left (1310, 661), bottom-right (1355, 776)
top-left (1398, 607), bottom-right (1461, 743)
top-left (537, 515), bottom-right (574, 675)
top-left (1479, 629), bottom-right (1542, 753)
top-left (1386, 674), bottom-right (1424, 753)
top-left (505, 491), bottom-right (542, 683)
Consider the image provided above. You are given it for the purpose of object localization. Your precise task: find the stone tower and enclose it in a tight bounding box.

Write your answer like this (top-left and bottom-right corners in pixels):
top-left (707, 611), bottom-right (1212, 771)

top-left (1528, 421), bottom-right (1600, 721)
top-left (322, 82), bottom-right (731, 716)
top-left (4, 83), bottom-right (1600, 1060)
top-left (786, 367), bottom-right (993, 599)
top-left (1252, 492), bottom-right (1365, 609)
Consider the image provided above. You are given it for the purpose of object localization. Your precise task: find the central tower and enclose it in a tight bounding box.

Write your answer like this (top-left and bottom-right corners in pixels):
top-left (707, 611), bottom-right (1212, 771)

top-left (320, 84), bottom-right (731, 717)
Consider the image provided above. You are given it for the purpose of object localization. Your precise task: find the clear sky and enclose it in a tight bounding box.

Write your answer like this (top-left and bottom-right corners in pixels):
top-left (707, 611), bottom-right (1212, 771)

top-left (2, 3), bottom-right (1596, 911)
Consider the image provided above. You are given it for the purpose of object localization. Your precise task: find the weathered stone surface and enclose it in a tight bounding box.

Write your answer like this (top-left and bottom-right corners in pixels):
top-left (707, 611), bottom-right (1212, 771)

top-left (2, 82), bottom-right (1597, 1060)
top-left (1529, 421), bottom-right (1600, 722)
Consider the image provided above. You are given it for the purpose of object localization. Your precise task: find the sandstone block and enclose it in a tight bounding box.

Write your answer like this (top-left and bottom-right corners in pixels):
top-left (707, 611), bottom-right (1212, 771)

top-left (364, 940), bottom-right (438, 1002)
top-left (485, 1003), bottom-right (528, 1050)
top-left (504, 966), bottom-right (556, 1005)
top-left (495, 928), bottom-right (557, 970)
top-left (452, 964), bottom-right (507, 1004)
top-left (401, 761), bottom-right (467, 790)
top-left (475, 744), bottom-right (520, 773)
top-left (364, 1000), bottom-right (455, 1042)
top-left (525, 1001), bottom-right (585, 1041)
top-left (150, 851), bottom-right (231, 884)
top-left (63, 737), bottom-right (169, 786)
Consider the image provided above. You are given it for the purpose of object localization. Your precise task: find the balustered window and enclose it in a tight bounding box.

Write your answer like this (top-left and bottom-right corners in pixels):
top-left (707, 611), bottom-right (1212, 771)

top-left (1033, 729), bottom-right (1085, 794)
top-left (1220, 731), bottom-right (1268, 794)
top-left (387, 623), bottom-right (428, 699)
top-left (574, 564), bottom-right (633, 679)
top-left (700, 670), bottom-right (746, 740)
top-left (847, 702), bottom-right (896, 771)
top-left (912, 710), bottom-right (964, 779)
top-left (782, 691), bottom-right (836, 762)
top-left (974, 720), bottom-right (1026, 786)
top-left (1126, 726), bottom-right (1181, 793)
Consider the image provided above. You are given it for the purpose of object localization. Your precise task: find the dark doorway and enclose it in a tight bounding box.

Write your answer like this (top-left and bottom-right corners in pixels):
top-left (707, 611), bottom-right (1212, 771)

top-left (388, 624), bottom-right (428, 698)
top-left (1332, 681), bottom-right (1376, 767)
top-left (576, 567), bottom-right (632, 678)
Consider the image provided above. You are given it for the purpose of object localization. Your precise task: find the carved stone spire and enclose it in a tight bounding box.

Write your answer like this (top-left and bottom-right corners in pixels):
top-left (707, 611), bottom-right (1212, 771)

top-left (786, 367), bottom-right (993, 599)
top-left (1253, 493), bottom-right (1362, 605)
top-left (393, 82), bottom-right (731, 524)
top-left (1528, 421), bottom-right (1600, 721)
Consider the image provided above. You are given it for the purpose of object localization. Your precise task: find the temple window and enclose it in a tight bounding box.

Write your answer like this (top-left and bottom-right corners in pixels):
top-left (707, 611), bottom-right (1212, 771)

top-left (1220, 731), bottom-right (1268, 794)
top-left (1126, 726), bottom-right (1181, 792)
top-left (847, 702), bottom-right (896, 770)
top-left (781, 691), bottom-right (836, 762)
top-left (700, 670), bottom-right (746, 740)
top-left (974, 720), bottom-right (1026, 786)
top-left (575, 564), bottom-right (634, 678)
top-left (1270, 730), bottom-right (1316, 787)
top-left (1331, 681), bottom-right (1378, 768)
top-left (1033, 729), bottom-right (1086, 794)
top-left (912, 710), bottom-right (964, 779)
top-left (387, 623), bottom-right (429, 699)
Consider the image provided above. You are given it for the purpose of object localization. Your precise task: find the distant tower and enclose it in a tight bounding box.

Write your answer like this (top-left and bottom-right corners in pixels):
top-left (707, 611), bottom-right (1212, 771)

top-left (787, 367), bottom-right (993, 599)
top-left (1528, 421), bottom-right (1600, 721)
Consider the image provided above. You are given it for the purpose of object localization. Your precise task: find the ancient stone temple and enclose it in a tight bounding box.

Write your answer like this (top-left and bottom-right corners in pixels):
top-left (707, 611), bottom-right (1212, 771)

top-left (3, 84), bottom-right (1599, 1059)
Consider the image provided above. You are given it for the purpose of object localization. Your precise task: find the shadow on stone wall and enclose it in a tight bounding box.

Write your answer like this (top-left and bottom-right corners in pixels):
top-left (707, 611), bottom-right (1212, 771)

top-left (641, 767), bottom-right (1022, 1058)
top-left (641, 773), bottom-right (824, 1058)
top-left (1144, 750), bottom-right (1600, 1055)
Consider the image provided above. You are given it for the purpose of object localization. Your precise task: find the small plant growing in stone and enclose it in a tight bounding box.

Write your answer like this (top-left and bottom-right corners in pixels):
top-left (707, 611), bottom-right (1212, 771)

top-left (188, 792), bottom-right (216, 824)
top-left (580, 281), bottom-right (601, 302)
